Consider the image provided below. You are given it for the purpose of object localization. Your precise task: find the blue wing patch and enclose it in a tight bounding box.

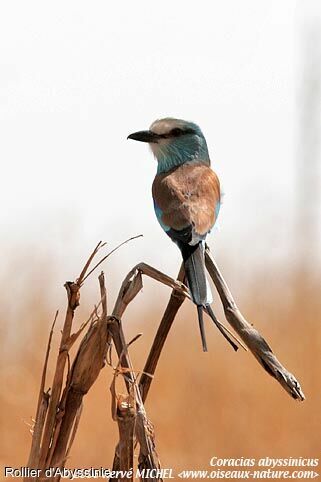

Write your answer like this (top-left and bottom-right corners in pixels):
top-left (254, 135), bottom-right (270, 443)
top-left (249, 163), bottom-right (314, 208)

top-left (214, 200), bottom-right (221, 223)
top-left (153, 200), bottom-right (171, 232)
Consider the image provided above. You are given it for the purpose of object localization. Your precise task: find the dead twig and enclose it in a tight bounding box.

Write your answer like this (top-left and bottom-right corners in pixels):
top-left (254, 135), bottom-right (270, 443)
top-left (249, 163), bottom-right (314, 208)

top-left (108, 314), bottom-right (162, 481)
top-left (77, 241), bottom-right (106, 285)
top-left (139, 263), bottom-right (186, 403)
top-left (38, 280), bottom-right (81, 470)
top-left (81, 235), bottom-right (143, 285)
top-left (112, 262), bottom-right (188, 320)
top-left (27, 311), bottom-right (58, 472)
top-left (205, 245), bottom-right (305, 401)
top-left (25, 239), bottom-right (304, 482)
top-left (109, 263), bottom-right (187, 481)
top-left (110, 344), bottom-right (137, 481)
top-left (49, 274), bottom-right (109, 470)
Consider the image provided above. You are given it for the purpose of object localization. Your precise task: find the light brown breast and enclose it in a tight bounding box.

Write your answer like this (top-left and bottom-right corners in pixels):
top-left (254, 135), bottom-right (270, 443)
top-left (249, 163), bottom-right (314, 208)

top-left (152, 162), bottom-right (220, 235)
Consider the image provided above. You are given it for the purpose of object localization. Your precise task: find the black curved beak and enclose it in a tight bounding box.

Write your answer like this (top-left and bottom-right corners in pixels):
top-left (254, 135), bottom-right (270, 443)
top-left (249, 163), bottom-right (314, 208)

top-left (127, 130), bottom-right (159, 143)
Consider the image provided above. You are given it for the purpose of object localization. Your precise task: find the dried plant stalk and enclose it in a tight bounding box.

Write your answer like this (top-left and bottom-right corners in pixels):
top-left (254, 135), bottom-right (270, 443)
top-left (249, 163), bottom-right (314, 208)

top-left (25, 240), bottom-right (304, 482)
top-left (27, 312), bottom-right (57, 471)
top-left (110, 354), bottom-right (136, 481)
top-left (49, 316), bottom-right (109, 469)
top-left (25, 241), bottom-right (139, 481)
top-left (38, 281), bottom-right (81, 470)
top-left (205, 246), bottom-right (305, 401)
top-left (107, 262), bottom-right (189, 481)
top-left (116, 399), bottom-right (136, 480)
top-left (108, 314), bottom-right (162, 481)
top-left (139, 263), bottom-right (186, 403)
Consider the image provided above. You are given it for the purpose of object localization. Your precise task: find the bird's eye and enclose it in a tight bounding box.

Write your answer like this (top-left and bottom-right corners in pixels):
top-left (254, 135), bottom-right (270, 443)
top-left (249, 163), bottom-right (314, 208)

top-left (170, 128), bottom-right (183, 137)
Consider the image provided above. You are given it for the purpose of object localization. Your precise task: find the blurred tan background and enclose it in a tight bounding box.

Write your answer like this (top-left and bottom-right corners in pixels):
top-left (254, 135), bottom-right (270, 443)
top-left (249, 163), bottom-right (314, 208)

top-left (0, 0), bottom-right (320, 478)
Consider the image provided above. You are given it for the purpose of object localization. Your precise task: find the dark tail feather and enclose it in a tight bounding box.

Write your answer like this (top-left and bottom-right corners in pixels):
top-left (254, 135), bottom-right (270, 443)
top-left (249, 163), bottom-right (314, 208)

top-left (179, 241), bottom-right (208, 351)
top-left (179, 241), bottom-right (207, 305)
top-left (179, 241), bottom-right (238, 352)
top-left (205, 305), bottom-right (239, 351)
top-left (197, 305), bottom-right (208, 352)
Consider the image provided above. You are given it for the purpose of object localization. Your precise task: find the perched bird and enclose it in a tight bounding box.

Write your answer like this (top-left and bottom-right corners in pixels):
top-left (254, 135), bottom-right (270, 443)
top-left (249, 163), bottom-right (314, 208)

top-left (128, 118), bottom-right (237, 352)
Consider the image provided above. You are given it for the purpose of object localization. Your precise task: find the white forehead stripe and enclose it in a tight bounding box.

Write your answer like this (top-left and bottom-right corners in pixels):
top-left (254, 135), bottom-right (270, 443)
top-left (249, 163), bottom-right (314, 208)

top-left (150, 118), bottom-right (186, 135)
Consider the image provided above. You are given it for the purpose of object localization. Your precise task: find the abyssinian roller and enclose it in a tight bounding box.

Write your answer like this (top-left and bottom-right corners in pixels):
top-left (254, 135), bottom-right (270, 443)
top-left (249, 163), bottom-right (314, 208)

top-left (128, 118), bottom-right (237, 352)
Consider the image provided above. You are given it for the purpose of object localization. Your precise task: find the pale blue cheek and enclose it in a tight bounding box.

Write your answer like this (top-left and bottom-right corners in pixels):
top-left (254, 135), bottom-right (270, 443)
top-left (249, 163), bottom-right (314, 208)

top-left (153, 201), bottom-right (171, 232)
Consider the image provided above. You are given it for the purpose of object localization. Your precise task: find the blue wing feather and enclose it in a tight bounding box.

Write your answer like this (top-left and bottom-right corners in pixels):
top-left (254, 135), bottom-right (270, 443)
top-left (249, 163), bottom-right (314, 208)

top-left (153, 200), bottom-right (171, 232)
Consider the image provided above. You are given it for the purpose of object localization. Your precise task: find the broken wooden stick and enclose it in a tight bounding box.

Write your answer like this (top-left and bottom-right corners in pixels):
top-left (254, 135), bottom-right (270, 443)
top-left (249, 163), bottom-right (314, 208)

top-left (138, 247), bottom-right (304, 403)
top-left (25, 239), bottom-right (305, 482)
top-left (204, 245), bottom-right (305, 401)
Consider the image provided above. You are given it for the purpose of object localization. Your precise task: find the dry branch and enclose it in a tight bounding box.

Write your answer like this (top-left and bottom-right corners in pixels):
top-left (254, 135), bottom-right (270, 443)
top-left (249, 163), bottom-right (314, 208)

top-left (115, 398), bottom-right (136, 480)
top-left (112, 262), bottom-right (188, 320)
top-left (49, 314), bottom-right (109, 468)
top-left (108, 329), bottom-right (161, 481)
top-left (25, 240), bottom-right (143, 481)
top-left (27, 312), bottom-right (58, 470)
top-left (38, 281), bottom-right (81, 470)
top-left (37, 241), bottom-right (112, 473)
top-left (107, 262), bottom-right (190, 481)
top-left (25, 239), bottom-right (304, 482)
top-left (110, 347), bottom-right (136, 481)
top-left (139, 263), bottom-right (186, 403)
top-left (205, 246), bottom-right (305, 401)
top-left (81, 235), bottom-right (143, 285)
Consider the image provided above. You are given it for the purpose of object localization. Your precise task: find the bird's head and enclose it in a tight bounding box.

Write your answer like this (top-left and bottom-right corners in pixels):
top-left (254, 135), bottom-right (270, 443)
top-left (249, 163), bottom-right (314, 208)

top-left (128, 118), bottom-right (210, 173)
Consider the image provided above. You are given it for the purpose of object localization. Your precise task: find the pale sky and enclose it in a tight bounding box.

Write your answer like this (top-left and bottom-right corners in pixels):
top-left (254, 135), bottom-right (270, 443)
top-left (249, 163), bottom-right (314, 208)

top-left (0, 1), bottom-right (320, 304)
